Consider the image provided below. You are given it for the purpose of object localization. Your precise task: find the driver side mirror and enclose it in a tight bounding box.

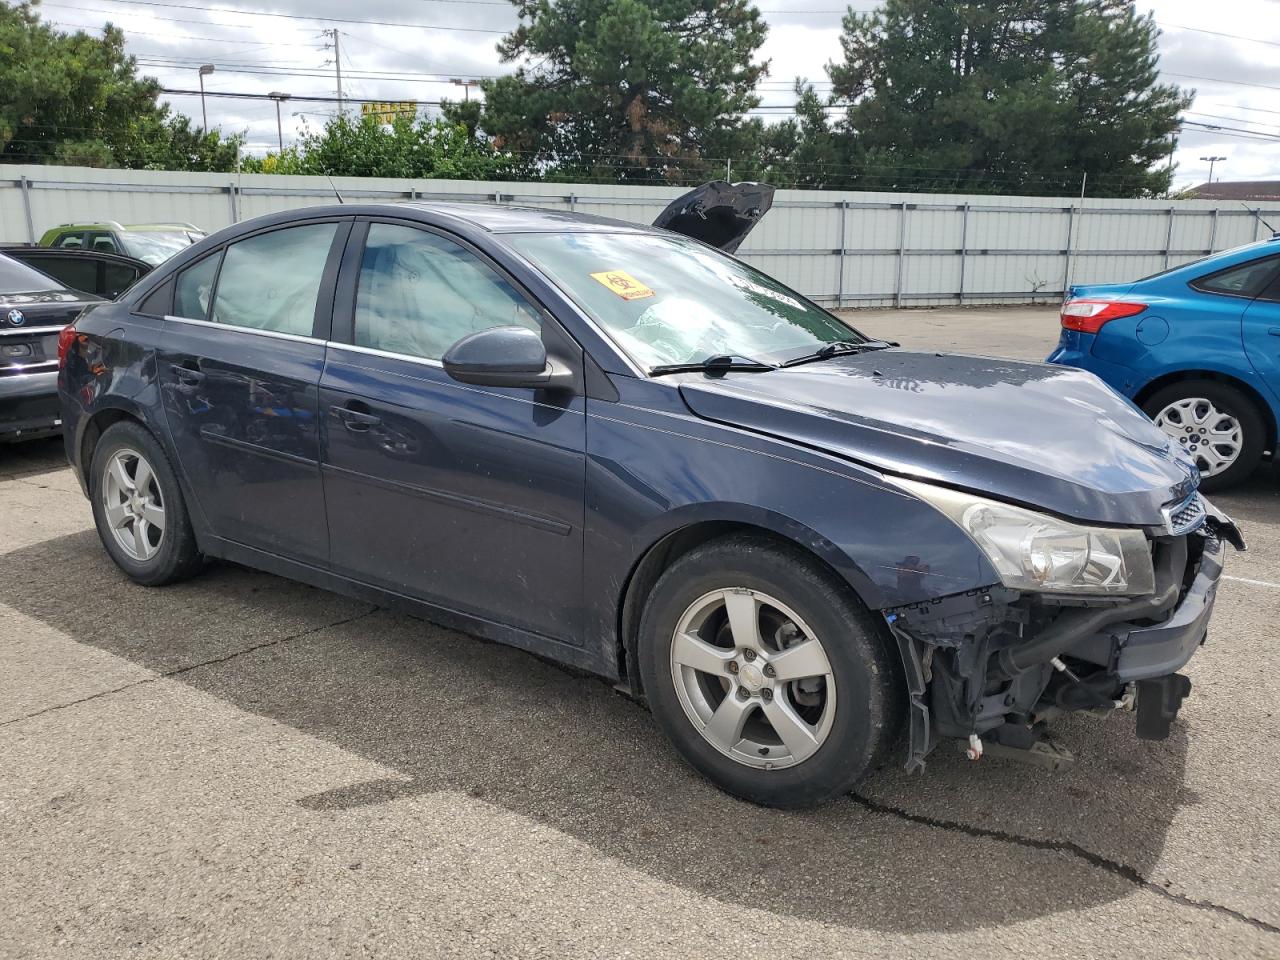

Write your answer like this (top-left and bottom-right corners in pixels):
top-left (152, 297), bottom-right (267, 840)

top-left (442, 326), bottom-right (573, 390)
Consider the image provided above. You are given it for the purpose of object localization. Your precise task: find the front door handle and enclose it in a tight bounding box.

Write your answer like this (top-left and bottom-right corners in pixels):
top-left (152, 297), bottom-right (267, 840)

top-left (331, 403), bottom-right (382, 432)
top-left (1267, 327), bottom-right (1280, 337)
top-left (170, 361), bottom-right (205, 385)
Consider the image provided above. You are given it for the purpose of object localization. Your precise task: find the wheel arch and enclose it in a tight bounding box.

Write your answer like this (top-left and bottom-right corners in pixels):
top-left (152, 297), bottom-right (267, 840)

top-left (615, 515), bottom-right (885, 698)
top-left (1133, 369), bottom-right (1277, 455)
top-left (76, 400), bottom-right (210, 541)
top-left (77, 403), bottom-right (150, 490)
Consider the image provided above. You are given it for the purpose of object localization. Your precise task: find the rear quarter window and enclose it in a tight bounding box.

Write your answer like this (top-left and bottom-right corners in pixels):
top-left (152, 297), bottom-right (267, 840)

top-left (173, 253), bottom-right (221, 320)
top-left (1190, 256), bottom-right (1280, 299)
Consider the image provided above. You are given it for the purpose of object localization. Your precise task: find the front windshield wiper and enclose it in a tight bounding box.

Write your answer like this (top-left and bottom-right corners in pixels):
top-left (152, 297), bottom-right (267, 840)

top-left (649, 354), bottom-right (777, 377)
top-left (779, 339), bottom-right (897, 369)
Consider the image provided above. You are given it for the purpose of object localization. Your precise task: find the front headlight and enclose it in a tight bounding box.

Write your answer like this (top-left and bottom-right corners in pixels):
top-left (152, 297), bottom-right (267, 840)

top-left (894, 478), bottom-right (1155, 596)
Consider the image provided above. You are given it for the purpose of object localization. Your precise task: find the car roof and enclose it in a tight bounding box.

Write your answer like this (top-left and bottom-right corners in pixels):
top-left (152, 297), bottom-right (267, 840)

top-left (45, 222), bottom-right (203, 233)
top-left (397, 201), bottom-right (652, 235)
top-left (200, 200), bottom-right (654, 239)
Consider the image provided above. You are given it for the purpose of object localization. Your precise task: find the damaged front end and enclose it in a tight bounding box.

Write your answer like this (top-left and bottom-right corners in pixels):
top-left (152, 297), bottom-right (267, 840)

top-left (884, 501), bottom-right (1244, 773)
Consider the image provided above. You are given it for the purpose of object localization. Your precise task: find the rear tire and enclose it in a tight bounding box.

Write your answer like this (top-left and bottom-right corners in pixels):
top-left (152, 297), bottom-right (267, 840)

top-left (638, 535), bottom-right (900, 808)
top-left (1142, 380), bottom-right (1265, 492)
top-left (90, 421), bottom-right (203, 586)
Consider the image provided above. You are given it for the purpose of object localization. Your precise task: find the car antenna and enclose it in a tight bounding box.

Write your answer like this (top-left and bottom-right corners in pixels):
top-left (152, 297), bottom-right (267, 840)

top-left (1241, 202), bottom-right (1274, 234)
top-left (327, 175), bottom-right (345, 205)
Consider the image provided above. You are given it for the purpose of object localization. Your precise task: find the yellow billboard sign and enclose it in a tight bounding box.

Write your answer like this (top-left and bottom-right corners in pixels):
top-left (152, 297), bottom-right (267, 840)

top-left (360, 101), bottom-right (418, 122)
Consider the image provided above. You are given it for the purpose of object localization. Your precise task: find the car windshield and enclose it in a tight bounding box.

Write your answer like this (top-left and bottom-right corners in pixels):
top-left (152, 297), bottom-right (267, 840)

top-left (123, 231), bottom-right (197, 266)
top-left (0, 253), bottom-right (67, 294)
top-left (505, 231), bottom-right (864, 370)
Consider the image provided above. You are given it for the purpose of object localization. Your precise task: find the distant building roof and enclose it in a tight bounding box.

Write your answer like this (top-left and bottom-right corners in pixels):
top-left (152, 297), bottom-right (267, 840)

top-left (1187, 180), bottom-right (1280, 201)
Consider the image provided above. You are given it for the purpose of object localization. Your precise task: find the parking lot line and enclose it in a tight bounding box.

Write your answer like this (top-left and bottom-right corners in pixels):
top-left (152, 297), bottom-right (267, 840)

top-left (1223, 575), bottom-right (1280, 590)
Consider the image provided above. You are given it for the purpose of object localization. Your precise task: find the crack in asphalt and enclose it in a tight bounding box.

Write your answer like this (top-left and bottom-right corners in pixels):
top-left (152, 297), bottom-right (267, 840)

top-left (850, 793), bottom-right (1280, 935)
top-left (0, 606), bottom-right (379, 729)
top-left (5, 589), bottom-right (1276, 937)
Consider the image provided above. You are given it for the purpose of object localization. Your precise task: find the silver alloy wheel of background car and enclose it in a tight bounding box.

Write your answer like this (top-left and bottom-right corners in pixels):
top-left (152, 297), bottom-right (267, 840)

top-left (1153, 397), bottom-right (1244, 478)
top-left (102, 447), bottom-right (166, 562)
top-left (669, 588), bottom-right (836, 769)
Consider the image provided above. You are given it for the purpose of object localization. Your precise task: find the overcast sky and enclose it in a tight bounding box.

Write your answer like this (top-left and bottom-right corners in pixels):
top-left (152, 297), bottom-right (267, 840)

top-left (34, 0), bottom-right (1280, 189)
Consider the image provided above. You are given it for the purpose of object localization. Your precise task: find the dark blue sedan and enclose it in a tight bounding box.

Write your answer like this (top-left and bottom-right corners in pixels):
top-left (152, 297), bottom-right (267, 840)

top-left (57, 189), bottom-right (1243, 807)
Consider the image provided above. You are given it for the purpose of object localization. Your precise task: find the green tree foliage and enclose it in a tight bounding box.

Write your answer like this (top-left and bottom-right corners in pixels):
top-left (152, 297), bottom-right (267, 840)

top-left (478, 0), bottom-right (768, 182)
top-left (242, 112), bottom-right (516, 181)
top-left (0, 2), bottom-right (242, 170)
top-left (819, 0), bottom-right (1189, 196)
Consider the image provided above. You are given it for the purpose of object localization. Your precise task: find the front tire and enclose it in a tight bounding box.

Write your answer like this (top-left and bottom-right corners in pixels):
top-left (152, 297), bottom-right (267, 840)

top-left (1142, 380), bottom-right (1265, 492)
top-left (638, 535), bottom-right (900, 808)
top-left (90, 421), bottom-right (204, 586)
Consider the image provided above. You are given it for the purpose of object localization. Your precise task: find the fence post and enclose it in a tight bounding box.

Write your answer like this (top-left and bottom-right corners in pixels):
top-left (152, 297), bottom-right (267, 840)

top-left (1163, 206), bottom-right (1175, 270)
top-left (836, 200), bottom-right (848, 309)
top-left (894, 201), bottom-right (908, 309)
top-left (19, 175), bottom-right (36, 243)
top-left (1061, 204), bottom-right (1075, 297)
top-left (958, 202), bottom-right (969, 304)
top-left (1208, 208), bottom-right (1219, 253)
top-left (569, 193), bottom-right (577, 213)
top-left (227, 181), bottom-right (238, 224)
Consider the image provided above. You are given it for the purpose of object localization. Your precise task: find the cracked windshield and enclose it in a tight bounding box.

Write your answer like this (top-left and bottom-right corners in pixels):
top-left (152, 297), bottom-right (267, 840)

top-left (507, 232), bottom-right (864, 370)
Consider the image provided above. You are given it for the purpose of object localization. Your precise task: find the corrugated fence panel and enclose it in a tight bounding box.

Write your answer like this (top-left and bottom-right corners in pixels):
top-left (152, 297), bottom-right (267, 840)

top-left (3, 165), bottom-right (1279, 307)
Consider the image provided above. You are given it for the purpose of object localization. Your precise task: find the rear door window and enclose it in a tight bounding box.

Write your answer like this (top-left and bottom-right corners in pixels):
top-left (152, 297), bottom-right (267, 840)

top-left (41, 255), bottom-right (98, 294)
top-left (1190, 256), bottom-right (1280, 299)
top-left (211, 223), bottom-right (339, 337)
top-left (88, 232), bottom-right (119, 254)
top-left (353, 222), bottom-right (539, 361)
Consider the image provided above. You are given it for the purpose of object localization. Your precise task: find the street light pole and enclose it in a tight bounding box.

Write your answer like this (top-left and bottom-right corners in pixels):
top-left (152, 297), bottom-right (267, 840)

top-left (1200, 155), bottom-right (1227, 183)
top-left (198, 64), bottom-right (215, 132)
top-left (450, 78), bottom-right (480, 101)
top-left (268, 92), bottom-right (290, 153)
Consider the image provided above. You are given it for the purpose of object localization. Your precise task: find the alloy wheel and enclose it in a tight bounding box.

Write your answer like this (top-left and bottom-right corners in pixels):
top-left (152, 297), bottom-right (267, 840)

top-left (1153, 397), bottom-right (1243, 478)
top-left (102, 447), bottom-right (166, 562)
top-left (669, 588), bottom-right (836, 769)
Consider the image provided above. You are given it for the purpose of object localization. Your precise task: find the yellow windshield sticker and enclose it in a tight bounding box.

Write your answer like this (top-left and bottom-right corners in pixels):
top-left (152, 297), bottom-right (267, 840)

top-left (590, 269), bottom-right (656, 301)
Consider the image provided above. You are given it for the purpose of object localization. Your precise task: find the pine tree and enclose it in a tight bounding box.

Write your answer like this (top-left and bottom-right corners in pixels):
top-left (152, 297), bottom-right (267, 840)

top-left (478, 0), bottom-right (769, 183)
top-left (825, 0), bottom-right (1189, 196)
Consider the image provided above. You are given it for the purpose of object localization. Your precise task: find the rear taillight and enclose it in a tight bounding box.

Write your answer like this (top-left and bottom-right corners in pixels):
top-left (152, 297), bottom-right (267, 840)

top-left (1060, 299), bottom-right (1148, 334)
top-left (57, 324), bottom-right (78, 367)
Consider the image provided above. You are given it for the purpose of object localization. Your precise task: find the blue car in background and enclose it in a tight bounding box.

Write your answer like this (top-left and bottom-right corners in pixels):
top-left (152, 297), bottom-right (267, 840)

top-left (1048, 234), bottom-right (1280, 490)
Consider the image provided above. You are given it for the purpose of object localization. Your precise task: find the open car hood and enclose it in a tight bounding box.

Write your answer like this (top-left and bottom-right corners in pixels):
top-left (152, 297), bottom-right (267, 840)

top-left (651, 180), bottom-right (776, 254)
top-left (677, 351), bottom-right (1199, 527)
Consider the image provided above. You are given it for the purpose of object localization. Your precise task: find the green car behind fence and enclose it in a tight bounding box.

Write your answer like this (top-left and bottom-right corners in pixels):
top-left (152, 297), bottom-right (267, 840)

top-left (39, 221), bottom-right (205, 266)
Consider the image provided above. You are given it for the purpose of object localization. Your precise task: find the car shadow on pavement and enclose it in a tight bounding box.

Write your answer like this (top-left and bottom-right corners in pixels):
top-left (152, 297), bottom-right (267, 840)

top-left (4, 529), bottom-right (1193, 934)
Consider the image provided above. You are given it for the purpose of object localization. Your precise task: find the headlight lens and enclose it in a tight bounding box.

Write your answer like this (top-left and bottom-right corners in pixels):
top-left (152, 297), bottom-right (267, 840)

top-left (895, 478), bottom-right (1155, 596)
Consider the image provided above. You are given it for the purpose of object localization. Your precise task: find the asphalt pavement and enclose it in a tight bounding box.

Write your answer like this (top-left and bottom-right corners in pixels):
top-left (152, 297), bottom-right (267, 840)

top-left (2, 306), bottom-right (1277, 959)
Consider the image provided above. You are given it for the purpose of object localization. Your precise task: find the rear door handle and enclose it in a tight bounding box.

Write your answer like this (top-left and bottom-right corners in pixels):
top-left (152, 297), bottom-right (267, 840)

top-left (170, 361), bottom-right (205, 385)
top-left (1267, 327), bottom-right (1280, 337)
top-left (331, 403), bottom-right (382, 432)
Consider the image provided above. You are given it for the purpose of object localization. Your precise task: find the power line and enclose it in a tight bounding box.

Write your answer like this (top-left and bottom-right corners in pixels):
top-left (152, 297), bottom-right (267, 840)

top-left (1166, 72), bottom-right (1280, 94)
top-left (38, 0), bottom-right (510, 32)
top-left (1158, 22), bottom-right (1280, 49)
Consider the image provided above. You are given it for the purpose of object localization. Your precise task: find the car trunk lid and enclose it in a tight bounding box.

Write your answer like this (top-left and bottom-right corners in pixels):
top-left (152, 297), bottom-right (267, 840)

top-left (651, 180), bottom-right (776, 254)
top-left (0, 289), bottom-right (96, 378)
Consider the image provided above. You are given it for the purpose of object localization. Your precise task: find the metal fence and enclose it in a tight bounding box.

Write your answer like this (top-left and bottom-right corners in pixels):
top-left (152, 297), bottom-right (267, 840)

top-left (3, 165), bottom-right (1278, 308)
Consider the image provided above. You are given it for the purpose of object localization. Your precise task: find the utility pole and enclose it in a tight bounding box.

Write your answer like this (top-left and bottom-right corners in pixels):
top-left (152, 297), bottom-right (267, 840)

top-left (325, 29), bottom-right (344, 113)
top-left (198, 64), bottom-right (215, 132)
top-left (269, 92), bottom-right (290, 152)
